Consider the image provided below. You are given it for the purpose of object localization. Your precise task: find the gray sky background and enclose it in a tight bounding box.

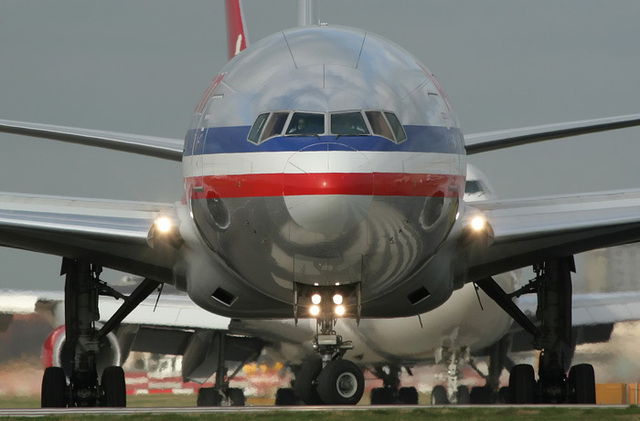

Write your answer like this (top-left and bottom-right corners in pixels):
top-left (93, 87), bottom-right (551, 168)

top-left (1, 0), bottom-right (639, 290)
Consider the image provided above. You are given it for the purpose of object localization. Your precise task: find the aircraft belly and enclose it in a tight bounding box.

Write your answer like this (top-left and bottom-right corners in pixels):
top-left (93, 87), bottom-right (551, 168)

top-left (251, 273), bottom-right (515, 366)
top-left (340, 273), bottom-right (516, 363)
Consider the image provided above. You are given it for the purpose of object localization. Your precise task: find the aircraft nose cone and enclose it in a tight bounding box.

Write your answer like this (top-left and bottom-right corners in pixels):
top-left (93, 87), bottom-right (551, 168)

top-left (283, 143), bottom-right (373, 234)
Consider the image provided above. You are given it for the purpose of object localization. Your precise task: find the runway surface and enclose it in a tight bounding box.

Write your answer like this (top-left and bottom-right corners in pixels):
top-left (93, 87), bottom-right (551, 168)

top-left (0, 404), bottom-right (630, 417)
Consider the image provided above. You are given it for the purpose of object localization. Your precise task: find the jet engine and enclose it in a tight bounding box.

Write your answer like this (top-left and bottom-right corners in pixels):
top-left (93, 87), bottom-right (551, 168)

top-left (41, 325), bottom-right (122, 377)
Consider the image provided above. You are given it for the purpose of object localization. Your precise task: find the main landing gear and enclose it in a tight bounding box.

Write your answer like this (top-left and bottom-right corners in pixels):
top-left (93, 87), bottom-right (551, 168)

top-left (279, 283), bottom-right (365, 405)
top-left (476, 257), bottom-right (596, 404)
top-left (369, 366), bottom-right (419, 405)
top-left (41, 258), bottom-right (161, 407)
top-left (196, 332), bottom-right (253, 407)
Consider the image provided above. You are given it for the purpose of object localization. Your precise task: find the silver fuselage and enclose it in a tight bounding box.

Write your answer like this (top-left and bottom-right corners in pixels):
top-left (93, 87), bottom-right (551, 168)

top-left (180, 26), bottom-right (477, 325)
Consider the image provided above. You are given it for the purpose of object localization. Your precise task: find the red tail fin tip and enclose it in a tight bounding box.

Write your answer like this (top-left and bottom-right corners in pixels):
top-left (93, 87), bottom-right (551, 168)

top-left (225, 0), bottom-right (249, 60)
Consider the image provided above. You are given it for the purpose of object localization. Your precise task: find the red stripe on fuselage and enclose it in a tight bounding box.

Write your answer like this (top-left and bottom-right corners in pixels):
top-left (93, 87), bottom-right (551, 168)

top-left (186, 173), bottom-right (464, 199)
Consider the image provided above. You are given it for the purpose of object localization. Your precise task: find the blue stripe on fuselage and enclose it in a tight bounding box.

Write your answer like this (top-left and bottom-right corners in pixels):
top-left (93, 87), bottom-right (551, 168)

top-left (184, 125), bottom-right (465, 156)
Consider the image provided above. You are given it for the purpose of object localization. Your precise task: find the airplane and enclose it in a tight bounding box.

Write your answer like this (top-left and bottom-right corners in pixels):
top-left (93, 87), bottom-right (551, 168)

top-left (2, 0), bottom-right (640, 408)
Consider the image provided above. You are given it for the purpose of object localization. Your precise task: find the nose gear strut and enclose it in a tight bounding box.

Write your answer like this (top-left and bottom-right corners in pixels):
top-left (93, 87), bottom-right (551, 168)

top-left (289, 282), bottom-right (364, 405)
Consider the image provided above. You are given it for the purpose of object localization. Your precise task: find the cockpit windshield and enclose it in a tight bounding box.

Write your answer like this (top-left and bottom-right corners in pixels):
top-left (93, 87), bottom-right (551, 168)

top-left (331, 112), bottom-right (369, 135)
top-left (286, 112), bottom-right (325, 136)
top-left (247, 110), bottom-right (407, 144)
top-left (247, 112), bottom-right (288, 144)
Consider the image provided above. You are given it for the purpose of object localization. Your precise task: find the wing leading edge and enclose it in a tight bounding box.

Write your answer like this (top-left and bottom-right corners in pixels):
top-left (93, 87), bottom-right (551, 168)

top-left (0, 192), bottom-right (178, 282)
top-left (464, 114), bottom-right (640, 155)
top-left (466, 189), bottom-right (640, 281)
top-left (0, 119), bottom-right (183, 161)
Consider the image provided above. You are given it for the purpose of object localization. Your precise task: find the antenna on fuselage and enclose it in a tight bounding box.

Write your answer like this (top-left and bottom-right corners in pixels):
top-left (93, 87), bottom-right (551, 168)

top-left (298, 0), bottom-right (318, 26)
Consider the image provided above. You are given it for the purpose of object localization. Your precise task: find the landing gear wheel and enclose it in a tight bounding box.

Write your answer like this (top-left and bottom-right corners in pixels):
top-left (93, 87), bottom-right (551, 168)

top-left (470, 385), bottom-right (491, 404)
top-left (275, 388), bottom-right (298, 405)
top-left (294, 359), bottom-right (323, 404)
top-left (399, 386), bottom-right (419, 404)
top-left (316, 360), bottom-right (364, 405)
top-left (197, 387), bottom-right (221, 406)
top-left (370, 387), bottom-right (394, 404)
top-left (509, 364), bottom-right (536, 404)
top-left (498, 386), bottom-right (510, 404)
top-left (227, 387), bottom-right (245, 406)
top-left (569, 364), bottom-right (596, 404)
top-left (41, 367), bottom-right (67, 408)
top-left (431, 385), bottom-right (448, 405)
top-left (457, 385), bottom-right (470, 404)
top-left (101, 366), bottom-right (126, 407)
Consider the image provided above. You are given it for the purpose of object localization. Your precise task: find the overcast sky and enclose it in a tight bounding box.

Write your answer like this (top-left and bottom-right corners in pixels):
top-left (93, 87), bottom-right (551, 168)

top-left (1, 0), bottom-right (639, 289)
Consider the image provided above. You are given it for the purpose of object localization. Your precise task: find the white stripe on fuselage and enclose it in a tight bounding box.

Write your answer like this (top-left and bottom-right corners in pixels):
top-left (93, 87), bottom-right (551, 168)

top-left (183, 151), bottom-right (463, 177)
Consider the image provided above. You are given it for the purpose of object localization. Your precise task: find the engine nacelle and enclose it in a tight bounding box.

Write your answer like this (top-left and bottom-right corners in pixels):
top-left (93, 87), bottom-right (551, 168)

top-left (41, 325), bottom-right (122, 377)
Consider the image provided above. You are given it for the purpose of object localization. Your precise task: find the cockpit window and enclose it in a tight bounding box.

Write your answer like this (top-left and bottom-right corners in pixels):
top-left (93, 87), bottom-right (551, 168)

top-left (286, 112), bottom-right (325, 135)
top-left (331, 112), bottom-right (369, 135)
top-left (263, 112), bottom-right (289, 140)
top-left (365, 111), bottom-right (394, 140)
top-left (247, 113), bottom-right (269, 143)
top-left (248, 112), bottom-right (289, 144)
top-left (384, 112), bottom-right (407, 142)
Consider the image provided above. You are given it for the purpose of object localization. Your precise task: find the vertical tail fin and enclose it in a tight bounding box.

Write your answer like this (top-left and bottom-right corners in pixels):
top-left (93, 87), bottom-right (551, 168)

top-left (225, 0), bottom-right (249, 60)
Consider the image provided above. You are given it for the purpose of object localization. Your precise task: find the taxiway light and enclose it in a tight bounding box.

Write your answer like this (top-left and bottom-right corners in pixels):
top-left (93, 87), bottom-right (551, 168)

top-left (311, 294), bottom-right (322, 305)
top-left (335, 305), bottom-right (346, 316)
top-left (471, 215), bottom-right (486, 231)
top-left (332, 294), bottom-right (343, 305)
top-left (155, 217), bottom-right (173, 233)
top-left (310, 305), bottom-right (321, 316)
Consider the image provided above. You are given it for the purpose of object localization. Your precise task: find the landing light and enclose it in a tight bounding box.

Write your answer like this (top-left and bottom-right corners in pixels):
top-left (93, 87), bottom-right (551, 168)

top-left (311, 294), bottom-right (322, 305)
top-left (471, 215), bottom-right (486, 231)
top-left (335, 305), bottom-right (346, 316)
top-left (310, 305), bottom-right (321, 316)
top-left (155, 217), bottom-right (173, 233)
top-left (332, 294), bottom-right (343, 305)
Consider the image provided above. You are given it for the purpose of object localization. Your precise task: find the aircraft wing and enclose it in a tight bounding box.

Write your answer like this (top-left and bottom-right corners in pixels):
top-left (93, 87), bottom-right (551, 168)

top-left (466, 189), bottom-right (640, 281)
top-left (0, 192), bottom-right (178, 281)
top-left (0, 119), bottom-right (183, 161)
top-left (464, 114), bottom-right (640, 155)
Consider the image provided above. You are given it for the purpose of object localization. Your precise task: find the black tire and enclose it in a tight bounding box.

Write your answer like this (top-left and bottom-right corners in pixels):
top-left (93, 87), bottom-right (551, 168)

top-left (457, 385), bottom-right (471, 404)
top-left (197, 387), bottom-right (220, 406)
top-left (316, 359), bottom-right (364, 405)
top-left (431, 385), bottom-right (448, 405)
top-left (370, 387), bottom-right (394, 404)
top-left (275, 387), bottom-right (298, 406)
top-left (41, 367), bottom-right (67, 408)
top-left (399, 386), bottom-right (419, 405)
top-left (101, 366), bottom-right (126, 407)
top-left (569, 364), bottom-right (596, 404)
top-left (509, 364), bottom-right (536, 404)
top-left (227, 387), bottom-right (245, 406)
top-left (498, 386), bottom-right (510, 404)
top-left (470, 385), bottom-right (492, 404)
top-left (370, 387), bottom-right (383, 405)
top-left (294, 359), bottom-right (323, 404)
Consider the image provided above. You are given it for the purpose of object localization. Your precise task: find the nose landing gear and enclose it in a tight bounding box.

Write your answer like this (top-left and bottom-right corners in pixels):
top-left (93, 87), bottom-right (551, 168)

top-left (289, 283), bottom-right (365, 405)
